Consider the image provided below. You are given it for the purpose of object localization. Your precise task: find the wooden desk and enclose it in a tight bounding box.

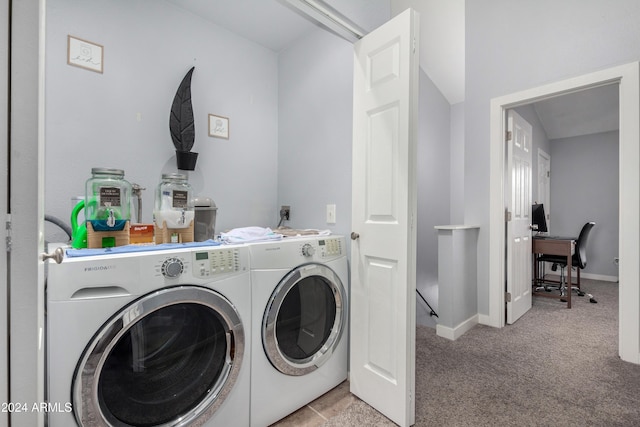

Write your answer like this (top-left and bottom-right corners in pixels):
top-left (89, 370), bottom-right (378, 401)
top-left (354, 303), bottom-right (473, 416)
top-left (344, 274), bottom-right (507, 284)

top-left (532, 236), bottom-right (575, 308)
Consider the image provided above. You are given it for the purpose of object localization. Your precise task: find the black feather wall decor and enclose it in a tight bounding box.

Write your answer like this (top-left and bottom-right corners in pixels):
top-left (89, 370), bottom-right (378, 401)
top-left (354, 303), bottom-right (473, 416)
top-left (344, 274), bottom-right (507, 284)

top-left (170, 66), bottom-right (198, 170)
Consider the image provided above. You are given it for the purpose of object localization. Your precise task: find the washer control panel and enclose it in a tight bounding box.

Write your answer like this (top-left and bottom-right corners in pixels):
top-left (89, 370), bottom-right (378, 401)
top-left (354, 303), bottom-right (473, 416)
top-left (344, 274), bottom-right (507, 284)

top-left (317, 238), bottom-right (343, 258)
top-left (192, 248), bottom-right (241, 278)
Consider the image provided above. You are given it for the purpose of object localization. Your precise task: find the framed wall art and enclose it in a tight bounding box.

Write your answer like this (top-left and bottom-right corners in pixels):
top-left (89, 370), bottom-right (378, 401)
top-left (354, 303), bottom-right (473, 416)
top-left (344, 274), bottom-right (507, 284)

top-left (67, 35), bottom-right (103, 73)
top-left (208, 114), bottom-right (229, 139)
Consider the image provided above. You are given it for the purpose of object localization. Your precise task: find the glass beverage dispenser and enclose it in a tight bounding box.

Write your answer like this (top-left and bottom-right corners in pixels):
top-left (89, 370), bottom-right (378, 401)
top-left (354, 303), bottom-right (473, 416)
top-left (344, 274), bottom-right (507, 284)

top-left (85, 168), bottom-right (132, 231)
top-left (154, 173), bottom-right (194, 243)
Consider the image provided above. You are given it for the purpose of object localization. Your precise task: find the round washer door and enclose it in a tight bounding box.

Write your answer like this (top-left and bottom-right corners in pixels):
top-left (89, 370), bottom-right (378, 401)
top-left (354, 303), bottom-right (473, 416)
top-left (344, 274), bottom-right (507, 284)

top-left (73, 286), bottom-right (244, 427)
top-left (263, 263), bottom-right (346, 376)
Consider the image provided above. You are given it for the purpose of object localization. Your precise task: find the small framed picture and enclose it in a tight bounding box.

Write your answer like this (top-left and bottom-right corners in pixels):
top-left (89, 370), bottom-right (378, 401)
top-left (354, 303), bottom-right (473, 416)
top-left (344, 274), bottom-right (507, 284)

top-left (209, 114), bottom-right (229, 139)
top-left (67, 35), bottom-right (103, 73)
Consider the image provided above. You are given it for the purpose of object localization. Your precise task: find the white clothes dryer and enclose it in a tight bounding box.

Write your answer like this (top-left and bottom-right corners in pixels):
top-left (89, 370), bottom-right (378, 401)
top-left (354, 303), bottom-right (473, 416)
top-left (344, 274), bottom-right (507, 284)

top-left (46, 244), bottom-right (251, 427)
top-left (248, 236), bottom-right (348, 427)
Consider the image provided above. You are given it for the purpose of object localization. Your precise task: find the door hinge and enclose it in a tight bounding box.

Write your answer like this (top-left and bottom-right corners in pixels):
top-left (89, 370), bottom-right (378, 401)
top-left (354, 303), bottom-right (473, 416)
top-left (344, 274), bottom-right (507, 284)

top-left (505, 292), bottom-right (512, 303)
top-left (412, 37), bottom-right (416, 54)
top-left (505, 210), bottom-right (512, 222)
top-left (5, 215), bottom-right (12, 252)
top-left (506, 130), bottom-right (512, 141)
top-left (547, 170), bottom-right (550, 178)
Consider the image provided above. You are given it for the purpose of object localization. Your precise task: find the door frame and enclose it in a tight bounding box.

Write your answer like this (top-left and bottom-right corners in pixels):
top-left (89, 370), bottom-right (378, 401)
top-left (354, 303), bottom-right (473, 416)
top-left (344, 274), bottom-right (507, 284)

top-left (536, 148), bottom-right (551, 228)
top-left (9, 1), bottom-right (47, 425)
top-left (487, 62), bottom-right (640, 364)
top-left (1, 0), bottom-right (9, 424)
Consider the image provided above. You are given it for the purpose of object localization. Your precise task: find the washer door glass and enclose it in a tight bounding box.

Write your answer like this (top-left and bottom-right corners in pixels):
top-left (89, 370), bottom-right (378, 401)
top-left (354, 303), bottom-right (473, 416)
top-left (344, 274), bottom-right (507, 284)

top-left (263, 263), bottom-right (345, 376)
top-left (73, 286), bottom-right (244, 427)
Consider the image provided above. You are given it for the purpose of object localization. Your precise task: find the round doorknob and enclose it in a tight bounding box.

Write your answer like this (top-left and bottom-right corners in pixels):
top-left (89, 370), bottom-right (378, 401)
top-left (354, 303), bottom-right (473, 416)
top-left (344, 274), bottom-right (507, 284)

top-left (41, 247), bottom-right (64, 264)
top-left (350, 232), bottom-right (360, 240)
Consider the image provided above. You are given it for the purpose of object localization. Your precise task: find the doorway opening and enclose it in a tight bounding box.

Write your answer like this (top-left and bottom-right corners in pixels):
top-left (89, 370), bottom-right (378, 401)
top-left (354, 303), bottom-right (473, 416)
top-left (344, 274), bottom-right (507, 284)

top-left (487, 62), bottom-right (640, 364)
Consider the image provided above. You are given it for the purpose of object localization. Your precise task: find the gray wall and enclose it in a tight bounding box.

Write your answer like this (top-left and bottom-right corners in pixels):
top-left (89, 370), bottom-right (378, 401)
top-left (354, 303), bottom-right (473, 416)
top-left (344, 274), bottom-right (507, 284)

top-left (277, 29), bottom-right (454, 328)
top-left (416, 69), bottom-right (451, 326)
top-left (550, 131), bottom-right (619, 278)
top-left (276, 29), bottom-right (354, 238)
top-left (45, 0), bottom-right (455, 324)
top-left (465, 0), bottom-right (640, 315)
top-left (45, 0), bottom-right (279, 233)
top-left (450, 102), bottom-right (465, 224)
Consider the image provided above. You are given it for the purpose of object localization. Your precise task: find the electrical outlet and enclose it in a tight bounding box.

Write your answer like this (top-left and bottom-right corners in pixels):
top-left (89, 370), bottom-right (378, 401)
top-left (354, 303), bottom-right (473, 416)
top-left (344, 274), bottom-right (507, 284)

top-left (326, 204), bottom-right (336, 224)
top-left (281, 205), bottom-right (290, 221)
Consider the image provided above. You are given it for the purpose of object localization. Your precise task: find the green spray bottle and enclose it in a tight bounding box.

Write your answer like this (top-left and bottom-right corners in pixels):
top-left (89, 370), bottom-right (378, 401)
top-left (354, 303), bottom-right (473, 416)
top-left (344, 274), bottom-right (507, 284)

top-left (70, 200), bottom-right (87, 249)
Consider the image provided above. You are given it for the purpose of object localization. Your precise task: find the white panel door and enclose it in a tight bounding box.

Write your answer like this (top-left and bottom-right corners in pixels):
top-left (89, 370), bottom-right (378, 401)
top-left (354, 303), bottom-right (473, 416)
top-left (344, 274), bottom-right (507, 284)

top-left (506, 110), bottom-right (533, 324)
top-left (350, 8), bottom-right (418, 427)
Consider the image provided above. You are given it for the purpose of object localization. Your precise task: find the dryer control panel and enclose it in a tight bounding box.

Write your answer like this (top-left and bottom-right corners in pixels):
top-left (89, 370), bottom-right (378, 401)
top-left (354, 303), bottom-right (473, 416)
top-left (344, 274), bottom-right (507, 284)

top-left (318, 237), bottom-right (343, 258)
top-left (192, 248), bottom-right (242, 278)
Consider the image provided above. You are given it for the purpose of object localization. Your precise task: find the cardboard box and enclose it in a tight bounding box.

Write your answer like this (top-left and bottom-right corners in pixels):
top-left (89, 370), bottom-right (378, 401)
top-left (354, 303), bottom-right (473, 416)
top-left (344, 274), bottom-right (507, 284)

top-left (130, 224), bottom-right (155, 244)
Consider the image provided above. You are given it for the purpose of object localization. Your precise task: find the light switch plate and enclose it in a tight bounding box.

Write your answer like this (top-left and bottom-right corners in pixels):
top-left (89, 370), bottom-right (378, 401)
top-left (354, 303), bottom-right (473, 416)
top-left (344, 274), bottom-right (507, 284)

top-left (326, 204), bottom-right (336, 224)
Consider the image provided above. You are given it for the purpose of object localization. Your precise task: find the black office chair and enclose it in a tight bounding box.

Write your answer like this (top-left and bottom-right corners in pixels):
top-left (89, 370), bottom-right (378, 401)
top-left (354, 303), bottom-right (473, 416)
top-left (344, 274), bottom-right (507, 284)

top-left (537, 222), bottom-right (597, 304)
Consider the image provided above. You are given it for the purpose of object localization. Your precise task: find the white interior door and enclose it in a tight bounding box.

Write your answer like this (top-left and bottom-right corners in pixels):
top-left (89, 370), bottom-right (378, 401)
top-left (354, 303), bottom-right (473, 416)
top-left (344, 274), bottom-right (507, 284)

top-left (506, 110), bottom-right (533, 324)
top-left (350, 8), bottom-right (419, 427)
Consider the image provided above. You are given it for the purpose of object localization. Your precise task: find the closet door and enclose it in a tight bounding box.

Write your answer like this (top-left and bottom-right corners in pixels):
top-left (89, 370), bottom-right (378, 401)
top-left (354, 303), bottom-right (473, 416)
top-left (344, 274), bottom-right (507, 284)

top-left (350, 8), bottom-right (419, 427)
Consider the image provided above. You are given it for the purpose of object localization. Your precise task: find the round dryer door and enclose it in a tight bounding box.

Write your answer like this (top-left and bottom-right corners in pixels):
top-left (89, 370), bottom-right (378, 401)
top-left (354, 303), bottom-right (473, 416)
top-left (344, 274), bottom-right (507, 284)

top-left (263, 263), bottom-right (346, 376)
top-left (73, 286), bottom-right (244, 427)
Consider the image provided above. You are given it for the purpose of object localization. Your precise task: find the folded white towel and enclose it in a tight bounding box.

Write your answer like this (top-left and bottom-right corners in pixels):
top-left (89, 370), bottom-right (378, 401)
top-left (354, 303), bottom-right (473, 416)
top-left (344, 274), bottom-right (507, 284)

top-left (275, 227), bottom-right (332, 237)
top-left (220, 226), bottom-right (283, 244)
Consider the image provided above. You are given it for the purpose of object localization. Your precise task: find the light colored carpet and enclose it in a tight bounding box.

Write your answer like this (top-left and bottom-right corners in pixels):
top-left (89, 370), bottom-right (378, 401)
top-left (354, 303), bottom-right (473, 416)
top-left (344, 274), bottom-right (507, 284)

top-left (322, 280), bottom-right (640, 426)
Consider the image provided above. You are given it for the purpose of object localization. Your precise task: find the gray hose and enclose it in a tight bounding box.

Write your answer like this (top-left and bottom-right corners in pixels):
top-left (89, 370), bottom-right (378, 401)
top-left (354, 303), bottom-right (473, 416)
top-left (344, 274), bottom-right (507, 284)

top-left (45, 214), bottom-right (73, 240)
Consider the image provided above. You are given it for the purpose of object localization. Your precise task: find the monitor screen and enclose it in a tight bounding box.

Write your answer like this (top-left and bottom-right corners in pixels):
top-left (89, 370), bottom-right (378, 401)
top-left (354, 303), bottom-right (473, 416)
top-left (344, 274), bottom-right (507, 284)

top-left (531, 203), bottom-right (548, 233)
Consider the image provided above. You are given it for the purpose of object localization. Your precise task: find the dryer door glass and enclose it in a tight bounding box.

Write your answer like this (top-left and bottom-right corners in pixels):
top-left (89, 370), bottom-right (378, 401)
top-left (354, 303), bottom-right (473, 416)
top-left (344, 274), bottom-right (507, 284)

top-left (263, 263), bottom-right (345, 376)
top-left (73, 287), bottom-right (244, 427)
top-left (277, 276), bottom-right (336, 359)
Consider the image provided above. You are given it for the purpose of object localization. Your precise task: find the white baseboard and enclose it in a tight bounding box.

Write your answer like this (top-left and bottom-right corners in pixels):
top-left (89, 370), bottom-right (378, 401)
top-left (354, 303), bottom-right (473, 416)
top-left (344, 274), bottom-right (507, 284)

top-left (545, 271), bottom-right (618, 282)
top-left (478, 313), bottom-right (495, 327)
top-left (436, 314), bottom-right (479, 341)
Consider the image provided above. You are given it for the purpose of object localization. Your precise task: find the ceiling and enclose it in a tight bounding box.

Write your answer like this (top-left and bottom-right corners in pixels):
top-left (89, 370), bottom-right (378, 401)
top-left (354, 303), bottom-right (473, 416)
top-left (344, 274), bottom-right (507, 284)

top-left (165, 0), bottom-right (318, 52)
top-left (532, 84), bottom-right (619, 140)
top-left (165, 0), bottom-right (617, 140)
top-left (166, 0), bottom-right (465, 104)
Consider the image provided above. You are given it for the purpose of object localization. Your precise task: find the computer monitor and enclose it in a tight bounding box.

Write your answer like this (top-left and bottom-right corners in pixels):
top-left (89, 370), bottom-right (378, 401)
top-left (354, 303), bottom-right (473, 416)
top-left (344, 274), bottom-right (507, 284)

top-left (531, 203), bottom-right (548, 233)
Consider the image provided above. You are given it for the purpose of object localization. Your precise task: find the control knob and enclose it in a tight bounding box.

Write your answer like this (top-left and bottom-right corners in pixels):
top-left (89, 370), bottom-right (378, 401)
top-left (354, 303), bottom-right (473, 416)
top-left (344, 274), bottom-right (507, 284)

top-left (161, 258), bottom-right (184, 278)
top-left (301, 243), bottom-right (315, 257)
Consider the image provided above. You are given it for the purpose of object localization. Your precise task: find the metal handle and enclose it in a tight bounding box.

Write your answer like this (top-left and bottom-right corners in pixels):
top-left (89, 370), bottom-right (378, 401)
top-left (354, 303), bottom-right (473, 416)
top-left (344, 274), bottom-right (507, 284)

top-left (530, 224), bottom-right (539, 230)
top-left (350, 232), bottom-right (360, 241)
top-left (41, 247), bottom-right (65, 264)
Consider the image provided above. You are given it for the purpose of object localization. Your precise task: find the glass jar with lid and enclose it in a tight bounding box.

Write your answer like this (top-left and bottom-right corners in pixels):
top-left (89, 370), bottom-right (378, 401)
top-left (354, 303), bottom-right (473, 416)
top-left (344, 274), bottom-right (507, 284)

top-left (154, 173), bottom-right (194, 229)
top-left (85, 168), bottom-right (132, 231)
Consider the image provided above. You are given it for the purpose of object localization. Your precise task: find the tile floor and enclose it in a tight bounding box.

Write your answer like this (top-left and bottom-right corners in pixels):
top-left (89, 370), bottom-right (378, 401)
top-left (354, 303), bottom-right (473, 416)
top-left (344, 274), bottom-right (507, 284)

top-left (270, 380), bottom-right (354, 427)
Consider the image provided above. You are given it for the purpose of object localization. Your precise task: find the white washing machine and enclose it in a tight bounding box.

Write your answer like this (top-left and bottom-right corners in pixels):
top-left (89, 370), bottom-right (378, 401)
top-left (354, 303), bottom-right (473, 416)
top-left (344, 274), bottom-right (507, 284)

top-left (46, 244), bottom-right (251, 427)
top-left (248, 235), bottom-right (348, 427)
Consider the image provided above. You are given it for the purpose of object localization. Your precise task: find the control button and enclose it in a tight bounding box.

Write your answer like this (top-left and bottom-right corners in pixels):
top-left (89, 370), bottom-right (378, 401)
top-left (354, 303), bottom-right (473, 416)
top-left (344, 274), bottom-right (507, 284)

top-left (301, 243), bottom-right (315, 257)
top-left (161, 258), bottom-right (184, 278)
